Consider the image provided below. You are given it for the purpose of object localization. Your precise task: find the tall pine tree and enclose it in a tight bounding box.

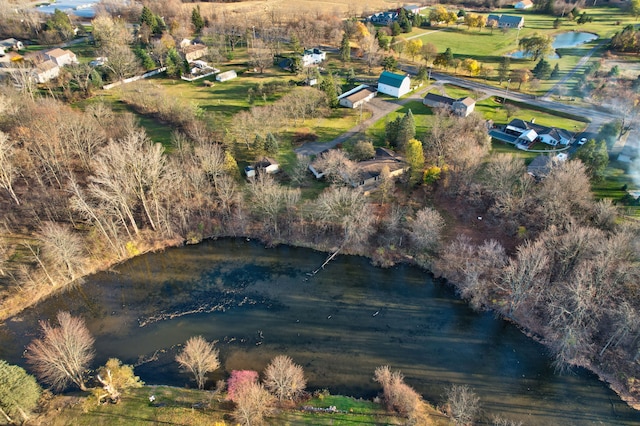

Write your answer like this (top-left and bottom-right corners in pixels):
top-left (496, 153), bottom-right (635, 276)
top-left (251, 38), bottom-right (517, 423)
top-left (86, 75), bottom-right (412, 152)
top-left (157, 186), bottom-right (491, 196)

top-left (192, 6), bottom-right (205, 34)
top-left (340, 32), bottom-right (351, 62)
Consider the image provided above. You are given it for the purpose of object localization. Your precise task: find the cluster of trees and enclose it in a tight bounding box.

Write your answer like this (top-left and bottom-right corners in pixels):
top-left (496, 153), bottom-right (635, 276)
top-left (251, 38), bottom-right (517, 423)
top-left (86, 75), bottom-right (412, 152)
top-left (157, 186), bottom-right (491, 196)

top-left (611, 25), bottom-right (640, 53)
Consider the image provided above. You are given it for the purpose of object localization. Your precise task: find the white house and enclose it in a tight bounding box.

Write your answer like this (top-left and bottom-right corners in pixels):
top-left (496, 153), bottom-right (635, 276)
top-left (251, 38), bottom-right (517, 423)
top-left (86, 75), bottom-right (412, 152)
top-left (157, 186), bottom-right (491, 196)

top-left (33, 59), bottom-right (60, 83)
top-left (43, 48), bottom-right (78, 67)
top-left (216, 70), bottom-right (237, 82)
top-left (301, 48), bottom-right (326, 67)
top-left (377, 71), bottom-right (411, 98)
top-left (0, 38), bottom-right (24, 51)
top-left (538, 127), bottom-right (573, 146)
top-left (514, 0), bottom-right (533, 9)
top-left (338, 85), bottom-right (376, 108)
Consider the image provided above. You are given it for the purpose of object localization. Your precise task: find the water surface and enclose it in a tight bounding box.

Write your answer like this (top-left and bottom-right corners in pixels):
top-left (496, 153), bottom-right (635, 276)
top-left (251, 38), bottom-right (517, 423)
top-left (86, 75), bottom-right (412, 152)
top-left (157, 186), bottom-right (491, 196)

top-left (509, 32), bottom-right (598, 59)
top-left (0, 239), bottom-right (638, 425)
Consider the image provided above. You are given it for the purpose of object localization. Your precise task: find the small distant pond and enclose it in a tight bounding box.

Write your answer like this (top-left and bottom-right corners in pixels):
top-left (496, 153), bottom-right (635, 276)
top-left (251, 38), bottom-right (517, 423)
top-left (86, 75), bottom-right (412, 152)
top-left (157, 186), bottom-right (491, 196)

top-left (510, 32), bottom-right (598, 59)
top-left (35, 0), bottom-right (97, 18)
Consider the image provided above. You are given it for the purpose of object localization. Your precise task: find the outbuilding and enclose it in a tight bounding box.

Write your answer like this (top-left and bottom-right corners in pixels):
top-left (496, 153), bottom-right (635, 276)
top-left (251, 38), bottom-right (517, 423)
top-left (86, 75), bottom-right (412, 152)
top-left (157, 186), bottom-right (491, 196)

top-left (338, 85), bottom-right (376, 108)
top-left (377, 71), bottom-right (411, 98)
top-left (216, 70), bottom-right (237, 82)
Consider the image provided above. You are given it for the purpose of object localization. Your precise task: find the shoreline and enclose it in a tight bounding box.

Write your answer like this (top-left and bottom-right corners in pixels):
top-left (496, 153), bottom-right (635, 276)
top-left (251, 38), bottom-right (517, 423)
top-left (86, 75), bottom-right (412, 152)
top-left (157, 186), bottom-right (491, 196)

top-left (1, 232), bottom-right (639, 413)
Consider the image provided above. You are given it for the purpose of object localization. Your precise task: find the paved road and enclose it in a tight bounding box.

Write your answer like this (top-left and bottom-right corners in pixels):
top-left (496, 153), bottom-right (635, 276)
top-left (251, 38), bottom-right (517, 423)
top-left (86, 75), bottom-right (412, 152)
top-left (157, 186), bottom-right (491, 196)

top-left (401, 68), bottom-right (616, 133)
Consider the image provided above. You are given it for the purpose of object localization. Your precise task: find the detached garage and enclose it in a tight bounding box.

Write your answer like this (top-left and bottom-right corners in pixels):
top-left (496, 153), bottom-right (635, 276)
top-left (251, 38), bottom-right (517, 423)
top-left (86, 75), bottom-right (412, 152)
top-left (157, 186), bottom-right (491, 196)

top-left (377, 71), bottom-right (411, 98)
top-left (338, 85), bottom-right (376, 108)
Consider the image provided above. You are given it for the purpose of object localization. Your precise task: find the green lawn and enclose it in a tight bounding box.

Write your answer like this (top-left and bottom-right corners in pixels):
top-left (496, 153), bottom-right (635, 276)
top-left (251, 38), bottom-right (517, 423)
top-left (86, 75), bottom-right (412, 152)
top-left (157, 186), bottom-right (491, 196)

top-left (397, 6), bottom-right (638, 96)
top-left (366, 100), bottom-right (433, 144)
top-left (46, 387), bottom-right (439, 426)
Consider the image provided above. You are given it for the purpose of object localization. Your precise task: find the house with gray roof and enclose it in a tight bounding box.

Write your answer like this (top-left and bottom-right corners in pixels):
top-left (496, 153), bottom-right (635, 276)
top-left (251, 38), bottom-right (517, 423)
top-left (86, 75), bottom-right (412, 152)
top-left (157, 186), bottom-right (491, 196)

top-left (487, 14), bottom-right (524, 29)
top-left (423, 93), bottom-right (476, 117)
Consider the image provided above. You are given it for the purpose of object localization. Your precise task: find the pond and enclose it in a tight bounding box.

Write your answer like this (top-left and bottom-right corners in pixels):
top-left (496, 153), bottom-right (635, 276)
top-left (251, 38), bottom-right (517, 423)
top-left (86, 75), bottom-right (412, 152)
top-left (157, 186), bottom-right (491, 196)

top-left (509, 31), bottom-right (598, 59)
top-left (35, 0), bottom-right (97, 19)
top-left (0, 239), bottom-right (639, 425)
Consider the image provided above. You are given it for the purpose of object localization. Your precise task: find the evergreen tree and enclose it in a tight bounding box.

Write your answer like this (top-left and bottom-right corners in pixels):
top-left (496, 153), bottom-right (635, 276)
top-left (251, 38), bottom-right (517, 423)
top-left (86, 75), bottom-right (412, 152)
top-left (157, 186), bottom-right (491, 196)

top-left (406, 138), bottom-right (425, 186)
top-left (397, 110), bottom-right (416, 151)
top-left (140, 6), bottom-right (158, 33)
top-left (192, 6), bottom-right (205, 34)
top-left (340, 32), bottom-right (351, 62)
top-left (551, 63), bottom-right (560, 78)
top-left (165, 48), bottom-right (183, 77)
top-left (135, 48), bottom-right (156, 70)
top-left (385, 116), bottom-right (402, 147)
top-left (443, 47), bottom-right (454, 66)
top-left (0, 360), bottom-right (41, 424)
top-left (265, 133), bottom-right (279, 154)
top-left (382, 55), bottom-right (397, 71)
top-left (532, 58), bottom-right (552, 79)
top-left (290, 35), bottom-right (303, 55)
top-left (391, 22), bottom-right (402, 36)
top-left (347, 67), bottom-right (356, 84)
top-left (574, 139), bottom-right (609, 181)
top-left (254, 134), bottom-right (265, 155)
top-left (320, 72), bottom-right (339, 108)
top-left (46, 9), bottom-right (74, 39)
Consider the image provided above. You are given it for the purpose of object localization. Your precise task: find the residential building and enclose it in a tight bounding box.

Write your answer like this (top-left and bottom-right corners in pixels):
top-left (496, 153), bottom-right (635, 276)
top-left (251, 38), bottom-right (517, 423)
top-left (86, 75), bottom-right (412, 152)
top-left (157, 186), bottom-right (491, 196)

top-left (514, 0), bottom-right (534, 9)
top-left (338, 85), bottom-right (377, 109)
top-left (0, 38), bottom-right (24, 51)
top-left (33, 59), bottom-right (60, 83)
top-left (423, 93), bottom-right (476, 117)
top-left (377, 71), bottom-right (411, 98)
top-left (367, 11), bottom-right (398, 25)
top-left (183, 44), bottom-right (208, 62)
top-left (490, 118), bottom-right (574, 148)
top-left (487, 14), bottom-right (524, 29)
top-left (43, 48), bottom-right (78, 67)
top-left (403, 4), bottom-right (428, 14)
top-left (302, 48), bottom-right (326, 67)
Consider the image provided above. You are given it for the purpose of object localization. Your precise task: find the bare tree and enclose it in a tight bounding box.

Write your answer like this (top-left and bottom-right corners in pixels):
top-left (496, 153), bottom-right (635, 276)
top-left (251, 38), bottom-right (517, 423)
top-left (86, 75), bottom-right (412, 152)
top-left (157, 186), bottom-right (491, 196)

top-left (263, 355), bottom-right (306, 402)
top-left (0, 131), bottom-right (19, 204)
top-left (360, 33), bottom-right (383, 73)
top-left (26, 311), bottom-right (95, 391)
top-left (233, 380), bottom-right (275, 426)
top-left (312, 149), bottom-right (358, 185)
top-left (176, 336), bottom-right (220, 390)
top-left (408, 207), bottom-right (445, 254)
top-left (248, 38), bottom-right (273, 73)
top-left (247, 173), bottom-right (300, 236)
top-left (445, 384), bottom-right (480, 426)
top-left (313, 186), bottom-right (374, 247)
top-left (373, 366), bottom-right (427, 424)
top-left (38, 222), bottom-right (85, 282)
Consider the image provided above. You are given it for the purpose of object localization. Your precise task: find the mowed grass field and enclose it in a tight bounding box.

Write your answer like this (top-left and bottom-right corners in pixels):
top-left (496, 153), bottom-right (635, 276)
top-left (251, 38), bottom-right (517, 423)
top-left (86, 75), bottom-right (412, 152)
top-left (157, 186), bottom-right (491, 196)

top-left (395, 6), bottom-right (637, 95)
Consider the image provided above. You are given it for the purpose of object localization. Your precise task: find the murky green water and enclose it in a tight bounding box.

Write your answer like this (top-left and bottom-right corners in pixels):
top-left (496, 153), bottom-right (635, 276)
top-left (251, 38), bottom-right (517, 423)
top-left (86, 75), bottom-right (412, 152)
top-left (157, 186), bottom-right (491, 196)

top-left (1, 239), bottom-right (638, 424)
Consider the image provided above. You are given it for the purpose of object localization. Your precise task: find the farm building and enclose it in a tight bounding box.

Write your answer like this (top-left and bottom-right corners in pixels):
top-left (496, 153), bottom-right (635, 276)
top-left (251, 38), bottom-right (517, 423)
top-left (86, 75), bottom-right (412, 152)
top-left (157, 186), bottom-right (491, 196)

top-left (377, 71), bottom-right (410, 98)
top-left (338, 85), bottom-right (376, 108)
top-left (183, 44), bottom-right (208, 62)
top-left (216, 70), bottom-right (237, 82)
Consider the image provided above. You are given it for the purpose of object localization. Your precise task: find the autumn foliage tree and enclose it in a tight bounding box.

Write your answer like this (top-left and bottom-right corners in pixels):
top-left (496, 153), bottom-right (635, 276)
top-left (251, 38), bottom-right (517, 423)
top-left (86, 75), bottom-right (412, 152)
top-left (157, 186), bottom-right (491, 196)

top-left (176, 336), bottom-right (220, 390)
top-left (373, 366), bottom-right (428, 424)
top-left (26, 311), bottom-right (95, 391)
top-left (92, 358), bottom-right (143, 404)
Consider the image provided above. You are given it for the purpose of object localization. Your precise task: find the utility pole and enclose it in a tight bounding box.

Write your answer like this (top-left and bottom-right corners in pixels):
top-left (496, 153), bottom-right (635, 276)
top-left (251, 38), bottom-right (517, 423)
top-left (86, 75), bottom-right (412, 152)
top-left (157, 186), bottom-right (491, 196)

top-left (503, 79), bottom-right (511, 104)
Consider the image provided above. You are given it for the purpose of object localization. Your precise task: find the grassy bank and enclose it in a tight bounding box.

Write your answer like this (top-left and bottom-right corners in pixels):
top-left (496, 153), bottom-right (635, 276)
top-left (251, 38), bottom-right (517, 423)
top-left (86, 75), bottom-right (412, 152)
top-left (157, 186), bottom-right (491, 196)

top-left (41, 386), bottom-right (451, 426)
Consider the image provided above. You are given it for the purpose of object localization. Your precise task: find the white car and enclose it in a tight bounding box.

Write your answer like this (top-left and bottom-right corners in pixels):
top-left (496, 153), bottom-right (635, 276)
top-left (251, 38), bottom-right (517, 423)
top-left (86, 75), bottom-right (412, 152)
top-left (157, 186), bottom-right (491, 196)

top-left (578, 137), bottom-right (587, 145)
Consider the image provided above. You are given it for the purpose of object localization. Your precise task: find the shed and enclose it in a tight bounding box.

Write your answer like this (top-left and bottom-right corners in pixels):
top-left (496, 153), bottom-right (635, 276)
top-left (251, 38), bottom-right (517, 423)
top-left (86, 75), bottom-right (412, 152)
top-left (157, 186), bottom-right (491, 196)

top-left (338, 85), bottom-right (376, 108)
top-left (256, 157), bottom-right (279, 174)
top-left (377, 71), bottom-right (411, 98)
top-left (216, 70), bottom-right (237, 82)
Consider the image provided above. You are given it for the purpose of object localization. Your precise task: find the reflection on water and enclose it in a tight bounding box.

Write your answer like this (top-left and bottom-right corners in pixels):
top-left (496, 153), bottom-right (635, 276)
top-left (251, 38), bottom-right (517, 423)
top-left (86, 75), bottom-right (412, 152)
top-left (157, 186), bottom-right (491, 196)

top-left (510, 32), bottom-right (598, 60)
top-left (0, 239), bottom-right (638, 425)
top-left (35, 0), bottom-right (97, 18)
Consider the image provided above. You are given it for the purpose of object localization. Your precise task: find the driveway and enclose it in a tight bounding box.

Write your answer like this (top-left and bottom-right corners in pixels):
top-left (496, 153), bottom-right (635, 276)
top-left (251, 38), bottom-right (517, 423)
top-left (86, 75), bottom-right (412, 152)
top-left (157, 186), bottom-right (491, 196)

top-left (294, 84), bottom-right (435, 156)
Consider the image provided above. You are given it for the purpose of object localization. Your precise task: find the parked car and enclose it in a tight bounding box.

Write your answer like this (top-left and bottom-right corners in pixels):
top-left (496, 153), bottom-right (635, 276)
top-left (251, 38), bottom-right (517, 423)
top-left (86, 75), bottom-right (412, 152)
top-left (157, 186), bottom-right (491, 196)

top-left (578, 137), bottom-right (587, 145)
